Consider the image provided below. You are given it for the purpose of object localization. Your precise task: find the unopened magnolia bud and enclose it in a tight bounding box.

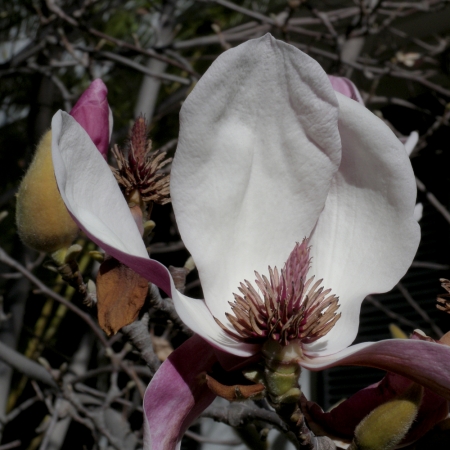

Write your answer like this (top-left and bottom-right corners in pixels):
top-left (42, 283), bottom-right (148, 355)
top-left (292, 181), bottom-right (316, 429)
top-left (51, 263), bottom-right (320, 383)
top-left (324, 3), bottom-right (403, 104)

top-left (16, 131), bottom-right (79, 253)
top-left (350, 382), bottom-right (423, 450)
top-left (70, 79), bottom-right (110, 158)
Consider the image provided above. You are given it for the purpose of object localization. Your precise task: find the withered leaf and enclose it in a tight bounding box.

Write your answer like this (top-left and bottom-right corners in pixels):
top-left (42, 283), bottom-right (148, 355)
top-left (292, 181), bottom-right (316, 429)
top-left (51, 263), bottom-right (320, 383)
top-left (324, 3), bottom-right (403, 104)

top-left (204, 373), bottom-right (265, 401)
top-left (96, 257), bottom-right (149, 335)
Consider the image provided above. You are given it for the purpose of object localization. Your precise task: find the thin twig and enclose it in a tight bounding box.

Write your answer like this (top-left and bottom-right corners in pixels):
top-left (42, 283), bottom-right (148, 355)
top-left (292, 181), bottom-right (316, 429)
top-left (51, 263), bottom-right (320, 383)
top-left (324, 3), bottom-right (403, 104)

top-left (396, 282), bottom-right (443, 337)
top-left (0, 341), bottom-right (57, 388)
top-left (185, 429), bottom-right (242, 445)
top-left (0, 441), bottom-right (21, 450)
top-left (416, 177), bottom-right (450, 224)
top-left (97, 51), bottom-right (191, 85)
top-left (0, 247), bottom-right (109, 347)
top-left (411, 261), bottom-right (450, 270)
top-left (148, 284), bottom-right (192, 335)
top-left (365, 295), bottom-right (420, 330)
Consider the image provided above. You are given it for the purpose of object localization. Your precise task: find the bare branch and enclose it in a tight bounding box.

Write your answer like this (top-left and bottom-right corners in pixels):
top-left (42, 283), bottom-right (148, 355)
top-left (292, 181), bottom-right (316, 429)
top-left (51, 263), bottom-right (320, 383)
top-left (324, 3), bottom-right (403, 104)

top-left (0, 341), bottom-right (57, 388)
top-left (0, 247), bottom-right (109, 347)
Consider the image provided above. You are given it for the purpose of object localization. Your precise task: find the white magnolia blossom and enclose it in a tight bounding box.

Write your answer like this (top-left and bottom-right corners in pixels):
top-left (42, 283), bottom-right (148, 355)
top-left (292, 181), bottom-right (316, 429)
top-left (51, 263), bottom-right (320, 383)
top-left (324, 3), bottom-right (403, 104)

top-left (51, 36), bottom-right (450, 450)
top-left (52, 35), bottom-right (420, 367)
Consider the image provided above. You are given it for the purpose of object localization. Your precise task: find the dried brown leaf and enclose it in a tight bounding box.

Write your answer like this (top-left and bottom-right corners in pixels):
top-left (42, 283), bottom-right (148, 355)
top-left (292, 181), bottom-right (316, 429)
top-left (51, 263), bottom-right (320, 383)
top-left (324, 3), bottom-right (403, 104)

top-left (96, 257), bottom-right (149, 335)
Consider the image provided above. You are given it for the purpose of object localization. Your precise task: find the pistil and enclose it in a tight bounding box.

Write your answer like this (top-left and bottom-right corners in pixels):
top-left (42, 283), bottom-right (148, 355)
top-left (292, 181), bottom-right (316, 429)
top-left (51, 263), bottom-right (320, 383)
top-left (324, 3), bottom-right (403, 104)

top-left (215, 239), bottom-right (341, 347)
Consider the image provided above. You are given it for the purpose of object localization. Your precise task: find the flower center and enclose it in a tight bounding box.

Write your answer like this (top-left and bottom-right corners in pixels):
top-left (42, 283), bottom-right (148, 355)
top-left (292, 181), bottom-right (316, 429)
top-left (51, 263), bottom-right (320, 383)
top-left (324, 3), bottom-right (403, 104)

top-left (215, 239), bottom-right (341, 346)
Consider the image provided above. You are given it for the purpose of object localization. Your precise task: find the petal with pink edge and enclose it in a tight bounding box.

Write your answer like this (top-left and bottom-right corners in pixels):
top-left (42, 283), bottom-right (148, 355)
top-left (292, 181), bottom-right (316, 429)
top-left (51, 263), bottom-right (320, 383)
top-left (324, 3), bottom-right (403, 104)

top-left (328, 75), bottom-right (364, 104)
top-left (306, 93), bottom-right (420, 355)
top-left (143, 335), bottom-right (217, 450)
top-left (306, 371), bottom-right (448, 445)
top-left (70, 79), bottom-right (111, 158)
top-left (302, 339), bottom-right (450, 401)
top-left (51, 110), bottom-right (257, 356)
top-left (172, 34), bottom-right (341, 324)
top-left (52, 111), bottom-right (149, 259)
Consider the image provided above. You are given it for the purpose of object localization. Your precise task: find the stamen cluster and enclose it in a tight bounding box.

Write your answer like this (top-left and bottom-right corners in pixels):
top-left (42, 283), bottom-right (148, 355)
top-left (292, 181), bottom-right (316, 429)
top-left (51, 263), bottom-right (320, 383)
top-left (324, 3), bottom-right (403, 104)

top-left (111, 116), bottom-right (171, 206)
top-left (216, 240), bottom-right (341, 346)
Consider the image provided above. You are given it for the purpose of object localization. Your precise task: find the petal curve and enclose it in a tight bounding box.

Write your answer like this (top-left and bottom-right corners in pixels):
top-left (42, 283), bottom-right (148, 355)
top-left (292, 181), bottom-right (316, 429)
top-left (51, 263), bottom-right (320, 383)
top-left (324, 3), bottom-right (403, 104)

top-left (306, 93), bottom-right (420, 355)
top-left (302, 339), bottom-right (450, 401)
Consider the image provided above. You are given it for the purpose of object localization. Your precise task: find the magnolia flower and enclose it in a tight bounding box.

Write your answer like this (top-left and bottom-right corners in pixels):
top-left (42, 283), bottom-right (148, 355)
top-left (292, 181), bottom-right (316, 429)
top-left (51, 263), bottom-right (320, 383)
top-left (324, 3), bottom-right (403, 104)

top-left (51, 35), bottom-right (450, 449)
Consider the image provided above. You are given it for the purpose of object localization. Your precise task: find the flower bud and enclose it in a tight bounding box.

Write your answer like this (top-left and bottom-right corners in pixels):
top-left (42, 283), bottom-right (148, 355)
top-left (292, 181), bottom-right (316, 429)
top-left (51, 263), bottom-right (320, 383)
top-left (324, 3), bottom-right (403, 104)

top-left (349, 382), bottom-right (423, 450)
top-left (16, 131), bottom-right (79, 253)
top-left (70, 79), bottom-right (110, 158)
top-left (16, 79), bottom-right (111, 253)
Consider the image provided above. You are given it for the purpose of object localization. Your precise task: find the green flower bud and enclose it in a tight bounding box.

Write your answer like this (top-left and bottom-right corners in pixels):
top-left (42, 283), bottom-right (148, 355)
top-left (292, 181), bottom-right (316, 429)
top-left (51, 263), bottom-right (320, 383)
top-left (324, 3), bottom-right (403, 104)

top-left (350, 382), bottom-right (424, 450)
top-left (16, 131), bottom-right (79, 253)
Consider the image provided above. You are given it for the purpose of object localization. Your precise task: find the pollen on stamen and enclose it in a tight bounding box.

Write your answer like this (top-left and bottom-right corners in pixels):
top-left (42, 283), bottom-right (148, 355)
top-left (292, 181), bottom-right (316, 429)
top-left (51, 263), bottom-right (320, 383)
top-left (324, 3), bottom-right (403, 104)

top-left (214, 239), bottom-right (341, 346)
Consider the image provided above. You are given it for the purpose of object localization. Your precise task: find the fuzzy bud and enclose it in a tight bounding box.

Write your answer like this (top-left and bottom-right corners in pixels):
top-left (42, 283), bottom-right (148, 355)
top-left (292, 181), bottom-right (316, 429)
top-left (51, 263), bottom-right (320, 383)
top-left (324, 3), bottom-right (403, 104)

top-left (349, 382), bottom-right (424, 450)
top-left (16, 131), bottom-right (79, 253)
top-left (16, 80), bottom-right (110, 253)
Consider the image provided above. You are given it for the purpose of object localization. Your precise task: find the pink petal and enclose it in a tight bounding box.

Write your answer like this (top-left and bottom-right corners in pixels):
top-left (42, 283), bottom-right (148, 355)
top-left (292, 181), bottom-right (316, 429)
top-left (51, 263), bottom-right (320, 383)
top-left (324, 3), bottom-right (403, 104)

top-left (306, 371), bottom-right (448, 445)
top-left (143, 335), bottom-right (217, 450)
top-left (328, 75), bottom-right (364, 104)
top-left (70, 79), bottom-right (110, 158)
top-left (303, 339), bottom-right (450, 400)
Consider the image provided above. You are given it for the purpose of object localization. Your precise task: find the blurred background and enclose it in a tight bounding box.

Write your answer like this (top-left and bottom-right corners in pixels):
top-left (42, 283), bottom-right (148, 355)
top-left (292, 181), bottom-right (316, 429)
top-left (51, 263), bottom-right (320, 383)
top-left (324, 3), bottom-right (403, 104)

top-left (1, 0), bottom-right (450, 448)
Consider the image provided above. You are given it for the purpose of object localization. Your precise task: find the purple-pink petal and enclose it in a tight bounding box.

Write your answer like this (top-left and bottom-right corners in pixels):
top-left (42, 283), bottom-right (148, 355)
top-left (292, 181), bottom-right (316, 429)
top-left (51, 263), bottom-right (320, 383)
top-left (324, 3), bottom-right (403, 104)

top-left (306, 339), bottom-right (450, 400)
top-left (70, 79), bottom-right (110, 158)
top-left (143, 335), bottom-right (217, 450)
top-left (68, 210), bottom-right (173, 296)
top-left (328, 75), bottom-right (364, 104)
top-left (306, 371), bottom-right (448, 445)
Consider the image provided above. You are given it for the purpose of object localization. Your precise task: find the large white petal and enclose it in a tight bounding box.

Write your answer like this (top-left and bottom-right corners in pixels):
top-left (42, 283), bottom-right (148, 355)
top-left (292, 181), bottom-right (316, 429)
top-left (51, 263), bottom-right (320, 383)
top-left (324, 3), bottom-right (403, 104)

top-left (172, 35), bottom-right (341, 323)
top-left (305, 93), bottom-right (420, 355)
